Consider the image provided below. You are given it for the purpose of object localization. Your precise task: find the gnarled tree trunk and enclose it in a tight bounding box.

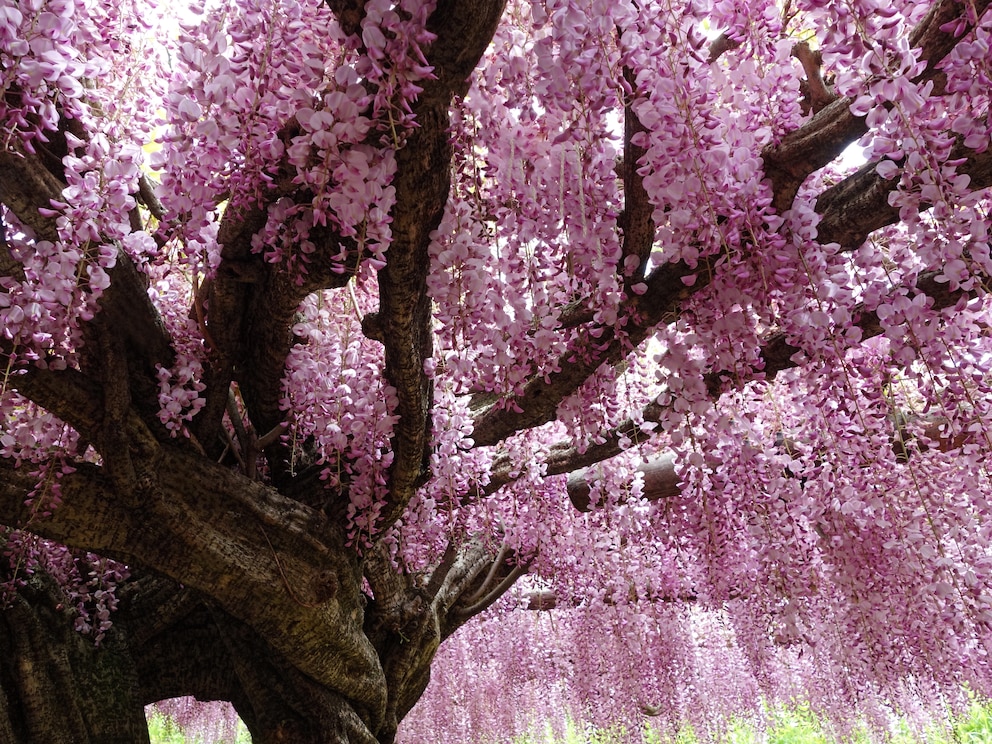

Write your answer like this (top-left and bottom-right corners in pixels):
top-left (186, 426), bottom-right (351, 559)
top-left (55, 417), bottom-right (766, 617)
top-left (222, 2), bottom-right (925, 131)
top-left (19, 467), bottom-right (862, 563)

top-left (0, 532), bottom-right (521, 744)
top-left (0, 574), bottom-right (148, 744)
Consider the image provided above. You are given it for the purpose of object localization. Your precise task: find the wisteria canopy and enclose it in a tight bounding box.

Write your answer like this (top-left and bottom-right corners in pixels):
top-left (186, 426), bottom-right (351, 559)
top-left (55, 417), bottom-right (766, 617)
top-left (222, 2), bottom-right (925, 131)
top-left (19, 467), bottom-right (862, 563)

top-left (1, 0), bottom-right (992, 741)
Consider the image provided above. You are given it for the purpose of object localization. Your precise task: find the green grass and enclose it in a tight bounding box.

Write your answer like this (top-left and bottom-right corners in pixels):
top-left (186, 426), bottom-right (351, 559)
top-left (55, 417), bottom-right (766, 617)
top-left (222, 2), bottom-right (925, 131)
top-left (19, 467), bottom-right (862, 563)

top-left (148, 696), bottom-right (992, 743)
top-left (146, 708), bottom-right (251, 744)
top-left (146, 710), bottom-right (190, 744)
top-left (953, 696), bottom-right (992, 743)
top-left (503, 697), bottom-right (992, 744)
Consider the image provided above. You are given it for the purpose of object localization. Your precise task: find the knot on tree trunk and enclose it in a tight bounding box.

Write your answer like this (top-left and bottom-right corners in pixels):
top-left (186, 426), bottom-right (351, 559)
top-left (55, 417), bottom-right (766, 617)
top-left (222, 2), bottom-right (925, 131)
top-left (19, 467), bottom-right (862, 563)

top-left (369, 586), bottom-right (432, 643)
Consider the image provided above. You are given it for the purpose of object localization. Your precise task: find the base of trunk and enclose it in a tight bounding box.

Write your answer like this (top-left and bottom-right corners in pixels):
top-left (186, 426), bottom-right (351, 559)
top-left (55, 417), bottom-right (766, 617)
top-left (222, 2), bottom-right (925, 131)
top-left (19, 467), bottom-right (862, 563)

top-left (0, 574), bottom-right (149, 744)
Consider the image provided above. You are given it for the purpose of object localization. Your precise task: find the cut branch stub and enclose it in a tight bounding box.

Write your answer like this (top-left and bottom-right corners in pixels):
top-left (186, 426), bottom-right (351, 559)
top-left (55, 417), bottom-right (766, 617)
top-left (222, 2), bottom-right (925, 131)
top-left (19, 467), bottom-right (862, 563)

top-left (567, 453), bottom-right (680, 512)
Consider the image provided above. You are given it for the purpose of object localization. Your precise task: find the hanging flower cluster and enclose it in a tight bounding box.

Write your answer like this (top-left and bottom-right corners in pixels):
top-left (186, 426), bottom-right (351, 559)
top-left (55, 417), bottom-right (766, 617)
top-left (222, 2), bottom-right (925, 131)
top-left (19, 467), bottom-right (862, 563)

top-left (0, 0), bottom-right (93, 146)
top-left (1, 0), bottom-right (992, 731)
top-left (281, 287), bottom-right (399, 545)
top-left (156, 0), bottom-right (436, 280)
top-left (356, 0), bottom-right (437, 142)
top-left (1, 530), bottom-right (129, 645)
top-left (388, 0), bottom-right (992, 734)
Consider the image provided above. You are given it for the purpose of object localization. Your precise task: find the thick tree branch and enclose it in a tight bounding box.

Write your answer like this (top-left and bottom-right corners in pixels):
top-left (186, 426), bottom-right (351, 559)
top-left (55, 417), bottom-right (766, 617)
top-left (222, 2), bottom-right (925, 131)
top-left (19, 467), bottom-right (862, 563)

top-left (471, 0), bottom-right (991, 451)
top-left (325, 0), bottom-right (366, 38)
top-left (9, 365), bottom-right (127, 446)
top-left (0, 571), bottom-right (149, 742)
top-left (373, 0), bottom-right (507, 531)
top-left (751, 272), bottom-right (976, 385)
top-left (362, 536), bottom-right (513, 742)
top-left (93, 333), bottom-right (138, 492)
top-left (1, 138), bottom-right (177, 465)
top-left (136, 173), bottom-right (167, 223)
top-left (568, 452), bottom-right (680, 511)
top-left (0, 447), bottom-right (387, 733)
top-left (792, 41), bottom-right (836, 115)
top-left (452, 561), bottom-right (529, 619)
top-left (707, 33), bottom-right (739, 64)
top-left (0, 144), bottom-right (64, 243)
top-left (471, 257), bottom-right (703, 448)
top-left (816, 138), bottom-right (992, 249)
top-left (193, 126), bottom-right (359, 464)
top-left (373, 107), bottom-right (443, 527)
top-left (568, 408), bottom-right (973, 510)
top-left (762, 0), bottom-right (990, 213)
top-left (476, 96), bottom-right (990, 468)
top-left (479, 266), bottom-right (975, 499)
top-left (763, 95), bottom-right (868, 214)
top-left (524, 584), bottom-right (697, 610)
top-left (619, 65), bottom-right (655, 281)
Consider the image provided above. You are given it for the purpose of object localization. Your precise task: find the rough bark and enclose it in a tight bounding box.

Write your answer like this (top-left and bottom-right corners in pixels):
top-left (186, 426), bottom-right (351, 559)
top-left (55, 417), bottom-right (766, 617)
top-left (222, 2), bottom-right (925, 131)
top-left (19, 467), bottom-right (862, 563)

top-left (0, 563), bottom-right (404, 744)
top-left (373, 0), bottom-right (507, 529)
top-left (0, 440), bottom-right (385, 727)
top-left (0, 573), bottom-right (148, 744)
top-left (360, 538), bottom-right (525, 743)
top-left (1, 0), bottom-right (991, 742)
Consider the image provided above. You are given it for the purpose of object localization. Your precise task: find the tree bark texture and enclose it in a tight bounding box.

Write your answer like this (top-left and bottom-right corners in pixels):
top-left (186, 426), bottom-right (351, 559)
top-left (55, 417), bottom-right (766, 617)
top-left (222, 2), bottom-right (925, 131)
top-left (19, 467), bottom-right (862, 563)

top-left (1, 0), bottom-right (991, 741)
top-left (0, 573), bottom-right (148, 744)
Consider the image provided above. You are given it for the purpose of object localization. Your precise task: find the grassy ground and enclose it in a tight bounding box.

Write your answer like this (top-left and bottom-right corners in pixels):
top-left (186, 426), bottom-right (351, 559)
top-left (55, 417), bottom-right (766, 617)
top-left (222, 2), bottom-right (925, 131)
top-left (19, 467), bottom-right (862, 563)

top-left (508, 698), bottom-right (992, 744)
top-left (148, 696), bottom-right (992, 743)
top-left (146, 708), bottom-right (250, 744)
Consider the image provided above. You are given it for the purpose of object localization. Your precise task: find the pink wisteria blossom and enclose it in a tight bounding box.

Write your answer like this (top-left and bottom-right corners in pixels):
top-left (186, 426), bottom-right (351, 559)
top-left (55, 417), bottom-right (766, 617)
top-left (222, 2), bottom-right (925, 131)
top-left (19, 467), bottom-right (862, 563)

top-left (1, 0), bottom-right (991, 741)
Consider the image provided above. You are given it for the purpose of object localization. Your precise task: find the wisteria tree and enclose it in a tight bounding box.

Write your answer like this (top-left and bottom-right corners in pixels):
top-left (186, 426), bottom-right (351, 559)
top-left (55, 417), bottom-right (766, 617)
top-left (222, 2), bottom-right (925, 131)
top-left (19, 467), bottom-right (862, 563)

top-left (1, 0), bottom-right (991, 741)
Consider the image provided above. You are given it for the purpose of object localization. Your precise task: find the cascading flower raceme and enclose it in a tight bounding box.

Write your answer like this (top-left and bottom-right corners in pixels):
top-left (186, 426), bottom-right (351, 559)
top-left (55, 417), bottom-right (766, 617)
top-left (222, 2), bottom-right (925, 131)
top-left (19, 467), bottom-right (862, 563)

top-left (397, 0), bottom-right (992, 734)
top-left (281, 288), bottom-right (400, 546)
top-left (1, 0), bottom-right (992, 739)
